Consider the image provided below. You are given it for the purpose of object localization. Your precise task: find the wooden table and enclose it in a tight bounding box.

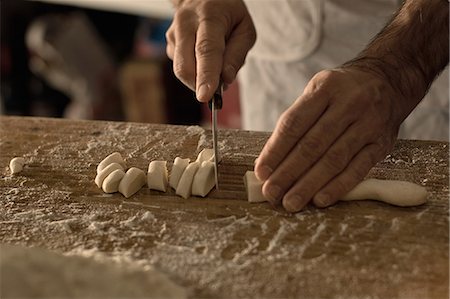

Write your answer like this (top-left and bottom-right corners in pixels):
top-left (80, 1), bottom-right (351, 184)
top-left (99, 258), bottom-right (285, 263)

top-left (0, 116), bottom-right (448, 298)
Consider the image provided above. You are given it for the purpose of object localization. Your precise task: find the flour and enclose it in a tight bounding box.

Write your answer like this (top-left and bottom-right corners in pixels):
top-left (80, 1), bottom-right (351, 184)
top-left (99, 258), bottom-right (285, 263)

top-left (0, 245), bottom-right (187, 299)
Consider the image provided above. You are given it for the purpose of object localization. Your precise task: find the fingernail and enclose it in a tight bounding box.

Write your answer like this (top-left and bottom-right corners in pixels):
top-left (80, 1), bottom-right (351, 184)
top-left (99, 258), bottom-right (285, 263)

top-left (256, 165), bottom-right (272, 181)
top-left (283, 195), bottom-right (303, 212)
top-left (314, 194), bottom-right (330, 207)
top-left (196, 84), bottom-right (210, 102)
top-left (266, 184), bottom-right (281, 202)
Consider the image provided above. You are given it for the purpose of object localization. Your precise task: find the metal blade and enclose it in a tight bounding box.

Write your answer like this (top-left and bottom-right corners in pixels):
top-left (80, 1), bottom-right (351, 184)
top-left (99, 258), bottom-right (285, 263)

top-left (211, 98), bottom-right (219, 189)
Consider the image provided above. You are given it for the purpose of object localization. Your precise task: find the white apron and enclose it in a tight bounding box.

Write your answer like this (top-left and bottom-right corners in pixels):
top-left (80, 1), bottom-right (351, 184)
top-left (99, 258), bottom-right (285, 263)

top-left (240, 0), bottom-right (449, 141)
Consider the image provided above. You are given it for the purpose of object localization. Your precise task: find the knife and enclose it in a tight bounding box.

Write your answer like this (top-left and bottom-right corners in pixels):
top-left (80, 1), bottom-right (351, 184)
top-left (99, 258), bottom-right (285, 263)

top-left (208, 81), bottom-right (223, 189)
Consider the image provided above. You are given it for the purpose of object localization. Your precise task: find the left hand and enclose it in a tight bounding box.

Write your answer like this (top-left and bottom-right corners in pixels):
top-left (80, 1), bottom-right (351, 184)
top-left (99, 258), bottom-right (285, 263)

top-left (254, 67), bottom-right (408, 213)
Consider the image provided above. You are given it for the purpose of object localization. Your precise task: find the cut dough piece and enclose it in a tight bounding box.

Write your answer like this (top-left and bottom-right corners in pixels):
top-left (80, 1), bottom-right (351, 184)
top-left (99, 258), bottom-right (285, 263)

top-left (97, 152), bottom-right (126, 174)
top-left (340, 178), bottom-right (428, 207)
top-left (147, 161), bottom-right (168, 192)
top-left (102, 169), bottom-right (126, 193)
top-left (9, 157), bottom-right (25, 175)
top-left (192, 161), bottom-right (215, 197)
top-left (196, 148), bottom-right (214, 163)
top-left (169, 157), bottom-right (190, 190)
top-left (244, 171), bottom-right (267, 203)
top-left (176, 162), bottom-right (200, 199)
top-left (95, 163), bottom-right (124, 188)
top-left (118, 167), bottom-right (146, 198)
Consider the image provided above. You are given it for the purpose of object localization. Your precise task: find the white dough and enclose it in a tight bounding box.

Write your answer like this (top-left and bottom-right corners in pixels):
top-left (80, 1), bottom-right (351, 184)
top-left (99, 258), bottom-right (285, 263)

top-left (147, 161), bottom-right (168, 192)
top-left (102, 169), bottom-right (126, 193)
top-left (169, 157), bottom-right (190, 190)
top-left (192, 161), bottom-right (215, 197)
top-left (340, 178), bottom-right (428, 207)
top-left (94, 163), bottom-right (124, 188)
top-left (196, 148), bottom-right (214, 163)
top-left (118, 167), bottom-right (146, 198)
top-left (97, 152), bottom-right (126, 174)
top-left (9, 157), bottom-right (25, 175)
top-left (244, 171), bottom-right (267, 203)
top-left (176, 161), bottom-right (200, 199)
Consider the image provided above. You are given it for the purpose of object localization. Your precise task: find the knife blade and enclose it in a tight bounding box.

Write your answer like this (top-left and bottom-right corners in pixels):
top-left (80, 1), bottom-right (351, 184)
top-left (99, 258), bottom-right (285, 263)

top-left (208, 82), bottom-right (223, 189)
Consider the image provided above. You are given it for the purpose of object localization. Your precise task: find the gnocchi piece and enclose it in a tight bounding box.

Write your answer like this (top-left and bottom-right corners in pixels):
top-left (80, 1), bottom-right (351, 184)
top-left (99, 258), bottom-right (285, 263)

top-left (169, 157), bottom-right (190, 190)
top-left (176, 161), bottom-right (200, 199)
top-left (244, 171), bottom-right (267, 203)
top-left (9, 157), bottom-right (25, 175)
top-left (118, 167), bottom-right (146, 198)
top-left (341, 178), bottom-right (428, 207)
top-left (192, 161), bottom-right (215, 197)
top-left (196, 148), bottom-right (214, 163)
top-left (147, 161), bottom-right (168, 192)
top-left (94, 163), bottom-right (124, 188)
top-left (97, 152), bottom-right (126, 174)
top-left (102, 169), bottom-right (125, 193)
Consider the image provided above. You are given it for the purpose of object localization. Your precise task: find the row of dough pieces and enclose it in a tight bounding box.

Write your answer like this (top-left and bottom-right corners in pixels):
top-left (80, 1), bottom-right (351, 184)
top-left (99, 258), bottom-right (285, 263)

top-left (95, 149), bottom-right (219, 199)
top-left (9, 154), bottom-right (428, 207)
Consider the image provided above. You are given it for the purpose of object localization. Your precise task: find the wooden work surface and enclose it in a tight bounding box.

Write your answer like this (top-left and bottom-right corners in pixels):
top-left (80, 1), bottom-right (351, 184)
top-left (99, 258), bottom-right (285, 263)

top-left (0, 116), bottom-right (448, 298)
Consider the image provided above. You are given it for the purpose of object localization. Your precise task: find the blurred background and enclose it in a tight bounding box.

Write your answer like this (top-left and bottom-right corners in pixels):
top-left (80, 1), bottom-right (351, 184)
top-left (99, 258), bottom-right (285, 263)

top-left (0, 0), bottom-right (241, 128)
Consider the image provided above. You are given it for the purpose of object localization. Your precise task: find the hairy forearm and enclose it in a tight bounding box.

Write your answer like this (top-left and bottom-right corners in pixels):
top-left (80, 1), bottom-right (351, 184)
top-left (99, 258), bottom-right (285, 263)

top-left (345, 0), bottom-right (449, 116)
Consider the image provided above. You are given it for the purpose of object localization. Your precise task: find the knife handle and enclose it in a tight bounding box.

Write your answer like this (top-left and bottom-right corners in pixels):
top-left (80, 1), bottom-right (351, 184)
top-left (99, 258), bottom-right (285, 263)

top-left (208, 82), bottom-right (223, 110)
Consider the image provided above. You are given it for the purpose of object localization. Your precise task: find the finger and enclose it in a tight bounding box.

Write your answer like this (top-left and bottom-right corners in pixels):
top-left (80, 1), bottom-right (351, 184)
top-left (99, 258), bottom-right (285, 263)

top-left (261, 107), bottom-right (356, 204)
top-left (312, 143), bottom-right (383, 208)
top-left (195, 19), bottom-right (226, 102)
top-left (173, 12), bottom-right (197, 90)
top-left (254, 88), bottom-right (330, 182)
top-left (280, 122), bottom-right (375, 212)
top-left (165, 26), bottom-right (175, 60)
top-left (221, 18), bottom-right (256, 84)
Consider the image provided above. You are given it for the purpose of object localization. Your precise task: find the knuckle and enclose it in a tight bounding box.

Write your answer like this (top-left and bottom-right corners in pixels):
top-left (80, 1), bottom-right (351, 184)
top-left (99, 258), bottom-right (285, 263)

top-left (195, 38), bottom-right (221, 57)
top-left (277, 111), bottom-right (301, 138)
top-left (299, 136), bottom-right (324, 161)
top-left (324, 148), bottom-right (349, 172)
top-left (173, 61), bottom-right (194, 83)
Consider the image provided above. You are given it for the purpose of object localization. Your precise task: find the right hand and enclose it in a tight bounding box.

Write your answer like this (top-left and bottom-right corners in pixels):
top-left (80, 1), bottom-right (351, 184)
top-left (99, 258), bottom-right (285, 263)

top-left (166, 0), bottom-right (256, 102)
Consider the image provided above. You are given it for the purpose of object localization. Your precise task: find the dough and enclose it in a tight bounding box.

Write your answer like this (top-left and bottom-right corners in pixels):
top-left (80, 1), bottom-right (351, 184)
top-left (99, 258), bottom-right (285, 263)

top-left (176, 161), bottom-right (200, 199)
top-left (9, 157), bottom-right (25, 174)
top-left (97, 152), bottom-right (126, 174)
top-left (195, 148), bottom-right (215, 163)
top-left (102, 169), bottom-right (126, 193)
top-left (244, 171), bottom-right (266, 203)
top-left (95, 163), bottom-right (124, 188)
top-left (340, 178), bottom-right (428, 207)
top-left (118, 167), bottom-right (146, 198)
top-left (169, 157), bottom-right (190, 190)
top-left (147, 161), bottom-right (168, 192)
top-left (243, 171), bottom-right (428, 207)
top-left (192, 161), bottom-right (216, 197)
top-left (0, 245), bottom-right (187, 299)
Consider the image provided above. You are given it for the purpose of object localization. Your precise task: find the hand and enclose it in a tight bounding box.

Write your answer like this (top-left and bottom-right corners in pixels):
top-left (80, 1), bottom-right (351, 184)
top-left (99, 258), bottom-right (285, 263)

top-left (166, 0), bottom-right (256, 102)
top-left (254, 67), bottom-right (409, 213)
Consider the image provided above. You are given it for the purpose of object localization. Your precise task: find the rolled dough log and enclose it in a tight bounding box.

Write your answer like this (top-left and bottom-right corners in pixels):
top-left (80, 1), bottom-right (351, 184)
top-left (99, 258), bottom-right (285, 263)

top-left (97, 152), bottom-right (126, 174)
top-left (102, 169), bottom-right (126, 193)
top-left (1, 245), bottom-right (187, 299)
top-left (244, 171), bottom-right (266, 203)
top-left (9, 157), bottom-right (25, 174)
top-left (95, 163), bottom-right (124, 188)
top-left (147, 161), bottom-right (168, 192)
top-left (340, 178), bottom-right (428, 207)
top-left (192, 161), bottom-right (215, 197)
top-left (176, 161), bottom-right (200, 199)
top-left (243, 171), bottom-right (428, 207)
top-left (169, 157), bottom-right (190, 190)
top-left (118, 167), bottom-right (146, 198)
